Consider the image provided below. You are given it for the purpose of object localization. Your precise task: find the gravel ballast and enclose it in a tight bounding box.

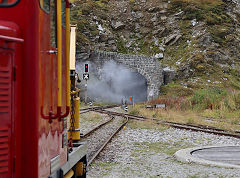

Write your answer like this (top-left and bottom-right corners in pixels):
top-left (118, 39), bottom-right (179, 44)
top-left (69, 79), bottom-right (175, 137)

top-left (88, 125), bottom-right (240, 178)
top-left (81, 115), bottom-right (126, 162)
top-left (79, 111), bottom-right (110, 135)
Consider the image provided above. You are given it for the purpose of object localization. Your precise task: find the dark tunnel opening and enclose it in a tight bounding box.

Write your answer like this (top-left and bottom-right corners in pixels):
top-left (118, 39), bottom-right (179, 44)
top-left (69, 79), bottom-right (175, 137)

top-left (119, 72), bottom-right (148, 103)
top-left (77, 61), bottom-right (148, 104)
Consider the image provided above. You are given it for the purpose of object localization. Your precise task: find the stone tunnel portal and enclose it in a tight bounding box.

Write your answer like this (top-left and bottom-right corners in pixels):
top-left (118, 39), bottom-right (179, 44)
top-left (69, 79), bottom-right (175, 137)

top-left (119, 71), bottom-right (148, 103)
top-left (87, 51), bottom-right (164, 101)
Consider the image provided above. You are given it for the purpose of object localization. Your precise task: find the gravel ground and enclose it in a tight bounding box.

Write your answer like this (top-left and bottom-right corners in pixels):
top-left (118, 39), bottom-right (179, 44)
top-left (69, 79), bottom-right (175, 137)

top-left (88, 124), bottom-right (240, 178)
top-left (82, 116), bottom-right (126, 162)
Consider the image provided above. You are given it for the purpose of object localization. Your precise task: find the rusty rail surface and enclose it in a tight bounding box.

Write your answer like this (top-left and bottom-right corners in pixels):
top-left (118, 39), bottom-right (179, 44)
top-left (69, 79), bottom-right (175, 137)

top-left (82, 116), bottom-right (114, 138)
top-left (87, 116), bottom-right (129, 166)
top-left (96, 109), bottom-right (240, 139)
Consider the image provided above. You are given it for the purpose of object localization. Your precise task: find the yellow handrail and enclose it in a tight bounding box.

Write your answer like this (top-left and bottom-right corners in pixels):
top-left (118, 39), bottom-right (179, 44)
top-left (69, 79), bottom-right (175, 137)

top-left (57, 0), bottom-right (62, 108)
top-left (66, 0), bottom-right (70, 108)
top-left (71, 89), bottom-right (81, 95)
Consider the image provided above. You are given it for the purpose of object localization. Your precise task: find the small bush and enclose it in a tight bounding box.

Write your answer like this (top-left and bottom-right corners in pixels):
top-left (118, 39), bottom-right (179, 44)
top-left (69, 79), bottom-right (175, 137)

top-left (149, 95), bottom-right (191, 111)
top-left (129, 109), bottom-right (140, 115)
top-left (192, 88), bottom-right (227, 110)
top-left (224, 90), bottom-right (240, 110)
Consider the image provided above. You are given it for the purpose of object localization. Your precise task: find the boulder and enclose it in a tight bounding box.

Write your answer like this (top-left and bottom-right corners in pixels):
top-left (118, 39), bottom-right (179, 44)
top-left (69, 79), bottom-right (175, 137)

top-left (153, 27), bottom-right (166, 36)
top-left (198, 34), bottom-right (212, 46)
top-left (155, 53), bottom-right (164, 59)
top-left (111, 21), bottom-right (125, 30)
top-left (148, 6), bottom-right (161, 12)
top-left (165, 34), bottom-right (182, 46)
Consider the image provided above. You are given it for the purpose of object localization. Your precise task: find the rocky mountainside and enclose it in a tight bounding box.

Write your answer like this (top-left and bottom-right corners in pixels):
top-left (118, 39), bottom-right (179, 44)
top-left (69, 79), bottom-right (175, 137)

top-left (71, 0), bottom-right (240, 96)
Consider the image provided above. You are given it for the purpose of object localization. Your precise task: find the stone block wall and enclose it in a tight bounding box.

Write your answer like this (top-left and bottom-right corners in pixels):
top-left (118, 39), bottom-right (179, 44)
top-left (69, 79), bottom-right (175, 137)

top-left (89, 51), bottom-right (164, 100)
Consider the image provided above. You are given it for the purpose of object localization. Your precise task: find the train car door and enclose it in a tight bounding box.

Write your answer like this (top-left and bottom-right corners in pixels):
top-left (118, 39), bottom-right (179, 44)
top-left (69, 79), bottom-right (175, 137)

top-left (0, 48), bottom-right (13, 178)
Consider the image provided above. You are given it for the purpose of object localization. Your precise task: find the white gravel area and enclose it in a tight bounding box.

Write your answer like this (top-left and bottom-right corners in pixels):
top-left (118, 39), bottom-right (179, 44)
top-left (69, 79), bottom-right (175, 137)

top-left (88, 126), bottom-right (240, 178)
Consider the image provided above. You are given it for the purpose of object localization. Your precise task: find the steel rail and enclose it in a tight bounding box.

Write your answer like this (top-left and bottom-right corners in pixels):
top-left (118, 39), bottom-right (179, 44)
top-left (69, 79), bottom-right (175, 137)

top-left (96, 109), bottom-right (240, 139)
top-left (160, 121), bottom-right (240, 139)
top-left (82, 116), bottom-right (114, 138)
top-left (79, 105), bottom-right (119, 114)
top-left (95, 110), bottom-right (145, 121)
top-left (87, 116), bottom-right (129, 166)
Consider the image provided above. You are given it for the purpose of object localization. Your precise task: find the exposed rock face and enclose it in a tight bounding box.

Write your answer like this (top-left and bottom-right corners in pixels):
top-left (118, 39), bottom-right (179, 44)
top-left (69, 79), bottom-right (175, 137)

top-left (72, 0), bottom-right (240, 92)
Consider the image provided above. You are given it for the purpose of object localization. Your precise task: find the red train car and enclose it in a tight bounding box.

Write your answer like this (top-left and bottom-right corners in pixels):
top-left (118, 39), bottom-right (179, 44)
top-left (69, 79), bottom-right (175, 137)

top-left (0, 0), bottom-right (86, 177)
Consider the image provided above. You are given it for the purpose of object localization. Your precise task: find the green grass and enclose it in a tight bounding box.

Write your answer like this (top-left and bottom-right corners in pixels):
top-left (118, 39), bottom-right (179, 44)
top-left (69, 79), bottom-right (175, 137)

top-left (129, 109), bottom-right (140, 115)
top-left (192, 88), bottom-right (227, 110)
top-left (91, 161), bottom-right (118, 167)
top-left (132, 141), bottom-right (190, 156)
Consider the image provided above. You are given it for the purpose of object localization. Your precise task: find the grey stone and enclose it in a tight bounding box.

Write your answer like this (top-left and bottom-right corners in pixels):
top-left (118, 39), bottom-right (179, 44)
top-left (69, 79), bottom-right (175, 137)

top-left (160, 10), bottom-right (167, 14)
top-left (108, 40), bottom-right (115, 45)
top-left (155, 53), bottom-right (164, 59)
top-left (160, 16), bottom-right (167, 21)
top-left (165, 34), bottom-right (182, 46)
top-left (111, 21), bottom-right (125, 30)
top-left (148, 6), bottom-right (161, 13)
top-left (198, 34), bottom-right (212, 46)
top-left (151, 15), bottom-right (158, 22)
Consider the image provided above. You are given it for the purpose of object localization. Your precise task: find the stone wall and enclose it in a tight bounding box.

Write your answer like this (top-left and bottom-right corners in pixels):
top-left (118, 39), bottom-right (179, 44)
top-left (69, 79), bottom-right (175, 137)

top-left (88, 51), bottom-right (164, 100)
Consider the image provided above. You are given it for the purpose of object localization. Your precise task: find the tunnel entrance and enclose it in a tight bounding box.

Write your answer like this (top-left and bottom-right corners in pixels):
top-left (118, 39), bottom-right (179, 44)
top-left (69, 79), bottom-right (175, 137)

top-left (119, 71), bottom-right (147, 103)
top-left (77, 61), bottom-right (148, 104)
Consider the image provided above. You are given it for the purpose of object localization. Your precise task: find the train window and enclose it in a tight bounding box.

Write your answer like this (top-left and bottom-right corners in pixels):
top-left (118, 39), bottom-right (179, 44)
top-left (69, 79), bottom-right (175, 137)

top-left (0, 0), bottom-right (19, 7)
top-left (50, 0), bottom-right (56, 48)
top-left (39, 0), bottom-right (50, 13)
top-left (62, 0), bottom-right (66, 28)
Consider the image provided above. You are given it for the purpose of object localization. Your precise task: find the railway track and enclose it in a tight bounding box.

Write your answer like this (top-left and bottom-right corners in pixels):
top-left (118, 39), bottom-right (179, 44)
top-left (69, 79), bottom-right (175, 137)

top-left (81, 116), bottom-right (114, 138)
top-left (95, 109), bottom-right (240, 139)
top-left (80, 112), bottom-right (128, 166)
top-left (79, 104), bottom-right (119, 114)
top-left (83, 107), bottom-right (240, 166)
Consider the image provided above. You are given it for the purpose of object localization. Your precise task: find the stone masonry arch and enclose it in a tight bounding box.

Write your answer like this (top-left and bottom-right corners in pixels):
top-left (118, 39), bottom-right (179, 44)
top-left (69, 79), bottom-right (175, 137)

top-left (88, 51), bottom-right (163, 100)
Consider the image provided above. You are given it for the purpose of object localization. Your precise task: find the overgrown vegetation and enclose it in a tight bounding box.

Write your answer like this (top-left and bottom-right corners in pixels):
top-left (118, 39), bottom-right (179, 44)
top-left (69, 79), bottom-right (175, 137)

top-left (154, 87), bottom-right (240, 112)
top-left (128, 86), bottom-right (240, 130)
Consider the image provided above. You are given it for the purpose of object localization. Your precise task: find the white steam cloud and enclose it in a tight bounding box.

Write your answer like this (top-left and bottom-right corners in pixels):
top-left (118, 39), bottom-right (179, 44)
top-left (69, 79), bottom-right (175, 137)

top-left (76, 60), bottom-right (147, 103)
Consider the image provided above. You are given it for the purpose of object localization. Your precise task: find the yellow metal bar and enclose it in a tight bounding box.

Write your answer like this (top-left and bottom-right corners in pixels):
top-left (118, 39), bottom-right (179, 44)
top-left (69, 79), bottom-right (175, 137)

top-left (68, 130), bottom-right (80, 140)
top-left (57, 0), bottom-right (62, 107)
top-left (71, 89), bottom-right (81, 95)
top-left (68, 97), bottom-right (80, 140)
top-left (66, 3), bottom-right (70, 107)
top-left (76, 162), bottom-right (84, 176)
top-left (73, 97), bottom-right (80, 128)
top-left (64, 169), bottom-right (74, 178)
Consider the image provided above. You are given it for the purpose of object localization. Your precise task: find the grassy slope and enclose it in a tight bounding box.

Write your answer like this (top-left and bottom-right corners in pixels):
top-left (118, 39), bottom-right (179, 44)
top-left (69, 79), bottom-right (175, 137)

top-left (71, 0), bottom-right (240, 125)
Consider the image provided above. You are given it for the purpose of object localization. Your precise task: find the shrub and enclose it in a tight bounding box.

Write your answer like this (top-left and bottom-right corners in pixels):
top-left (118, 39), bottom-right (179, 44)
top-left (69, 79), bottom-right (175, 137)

top-left (192, 88), bottom-right (227, 110)
top-left (129, 109), bottom-right (140, 115)
top-left (149, 95), bottom-right (191, 111)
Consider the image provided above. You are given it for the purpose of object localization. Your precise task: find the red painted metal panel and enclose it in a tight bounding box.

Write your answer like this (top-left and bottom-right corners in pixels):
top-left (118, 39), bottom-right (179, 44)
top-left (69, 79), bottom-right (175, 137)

top-left (0, 1), bottom-right (69, 177)
top-left (0, 18), bottom-right (23, 178)
top-left (0, 51), bottom-right (12, 178)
